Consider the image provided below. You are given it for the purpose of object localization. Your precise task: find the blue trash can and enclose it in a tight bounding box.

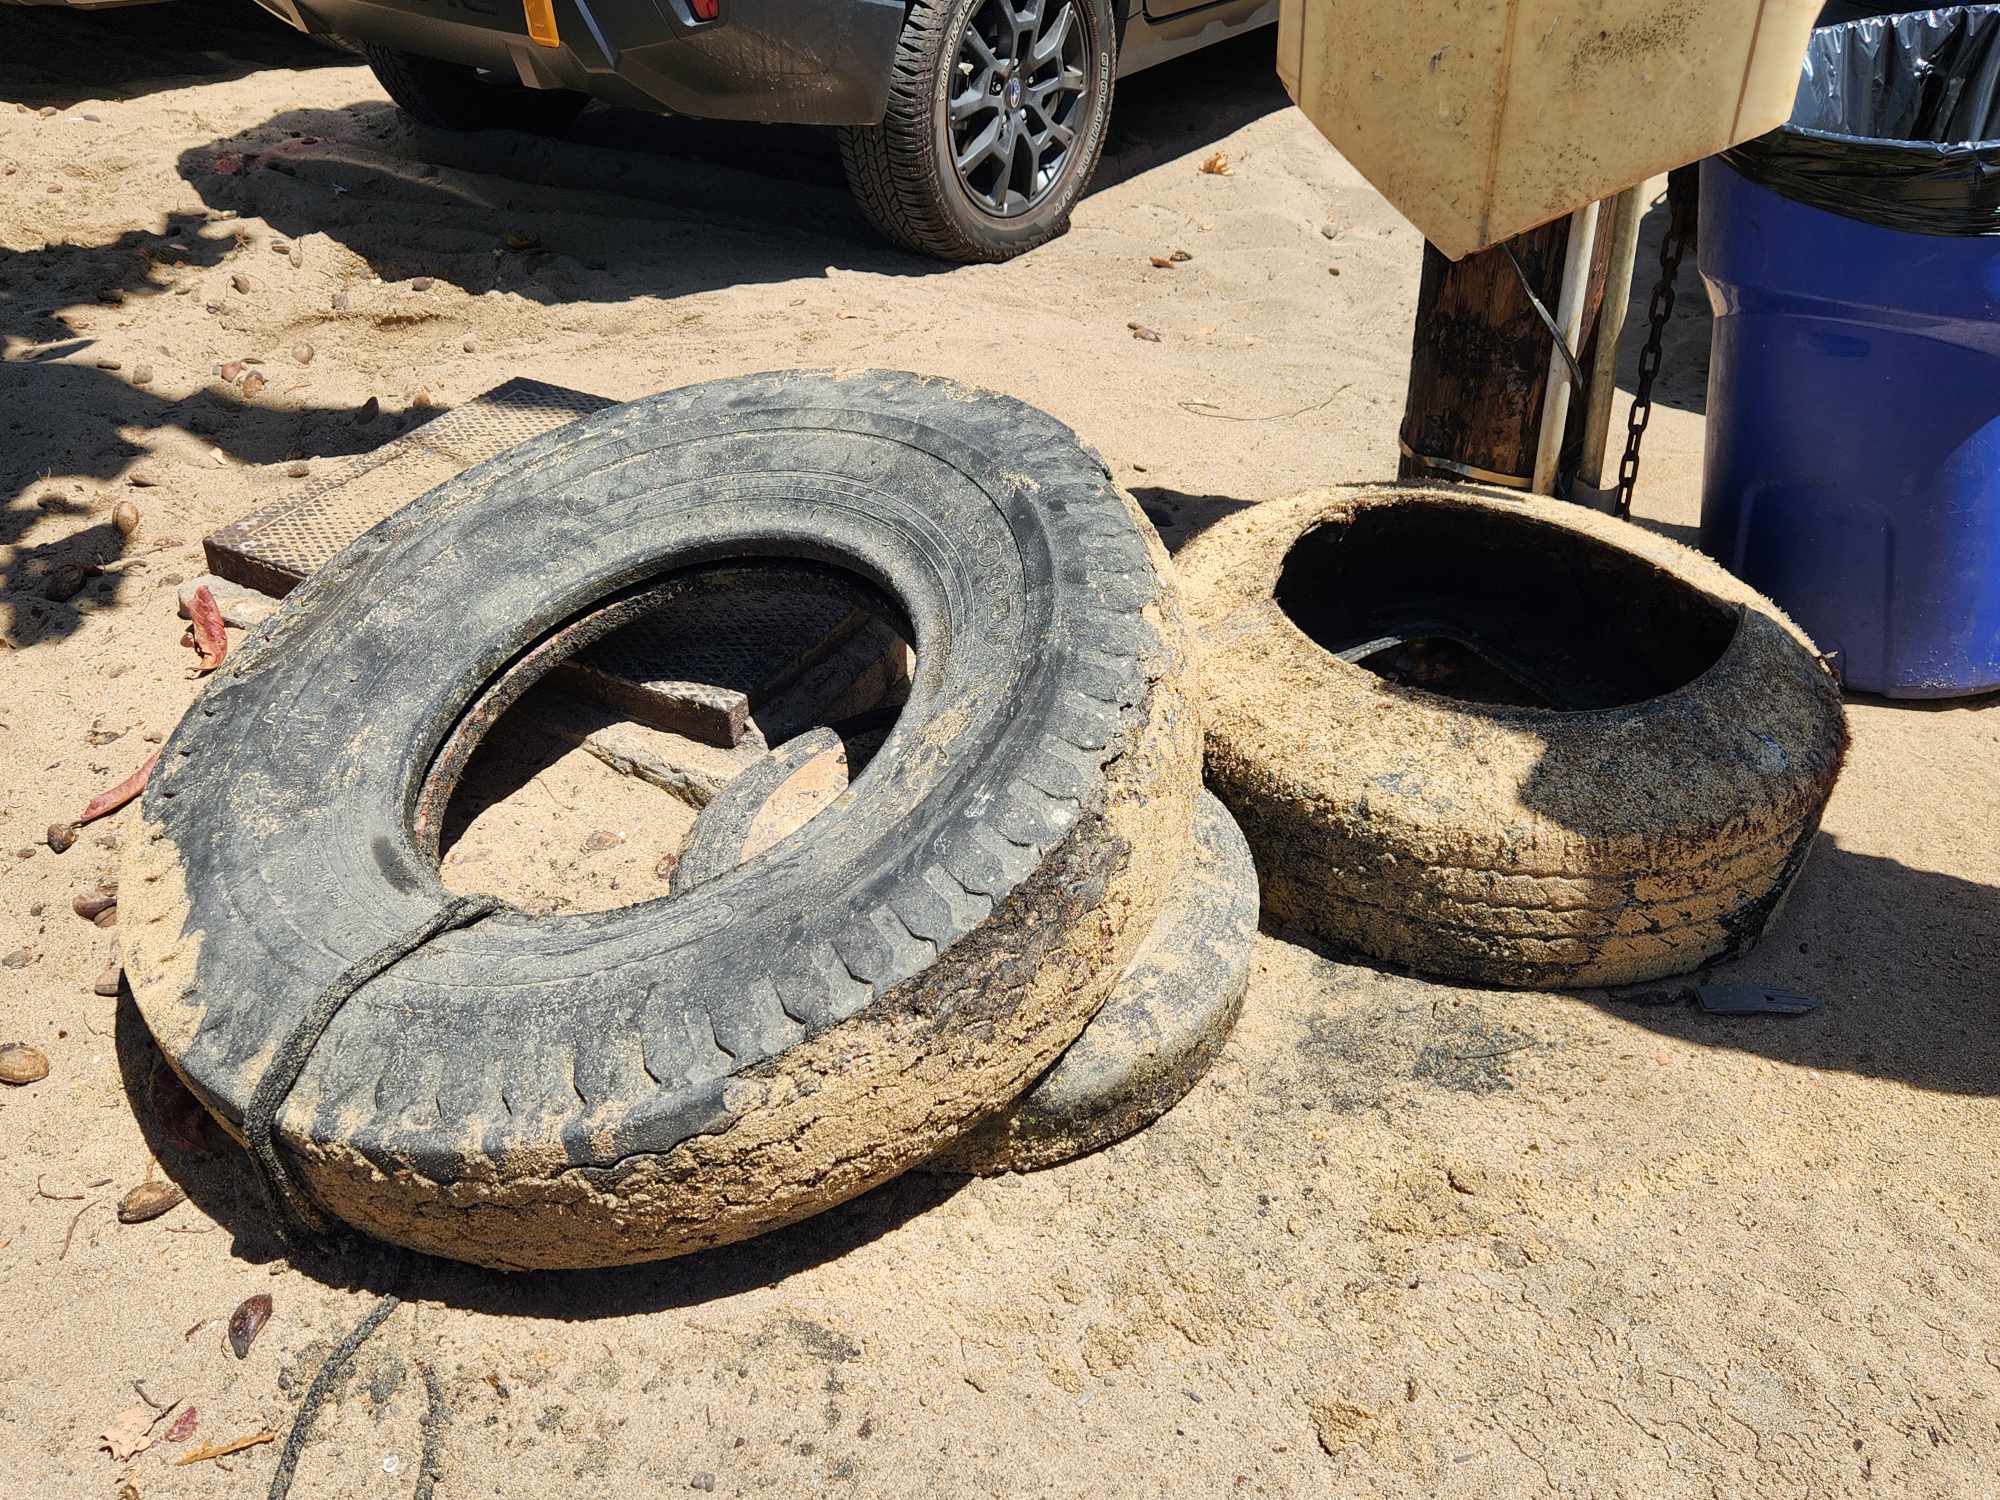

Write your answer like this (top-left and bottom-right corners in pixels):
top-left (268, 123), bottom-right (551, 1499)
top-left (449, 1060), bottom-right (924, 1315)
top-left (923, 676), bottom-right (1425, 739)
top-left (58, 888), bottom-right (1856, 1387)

top-left (1699, 8), bottom-right (2000, 697)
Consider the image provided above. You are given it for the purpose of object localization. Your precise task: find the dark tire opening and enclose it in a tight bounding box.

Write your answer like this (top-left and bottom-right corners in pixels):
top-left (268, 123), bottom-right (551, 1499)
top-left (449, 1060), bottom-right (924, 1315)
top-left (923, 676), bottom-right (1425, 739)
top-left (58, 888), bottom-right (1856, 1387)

top-left (428, 561), bottom-right (914, 915)
top-left (1274, 498), bottom-right (1741, 711)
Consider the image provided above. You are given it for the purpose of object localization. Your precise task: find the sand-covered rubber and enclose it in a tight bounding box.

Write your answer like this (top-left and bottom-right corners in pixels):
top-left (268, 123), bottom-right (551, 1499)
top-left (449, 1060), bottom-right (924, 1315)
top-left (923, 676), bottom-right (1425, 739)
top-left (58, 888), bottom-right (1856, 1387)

top-left (1176, 484), bottom-right (1847, 990)
top-left (120, 370), bottom-right (1200, 1269)
top-left (678, 734), bottom-right (1256, 1172)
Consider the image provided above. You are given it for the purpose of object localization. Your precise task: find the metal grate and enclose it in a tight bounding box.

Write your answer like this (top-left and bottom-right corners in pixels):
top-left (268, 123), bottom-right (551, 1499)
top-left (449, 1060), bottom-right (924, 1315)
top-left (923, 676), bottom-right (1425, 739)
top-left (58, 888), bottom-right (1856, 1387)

top-left (203, 379), bottom-right (893, 747)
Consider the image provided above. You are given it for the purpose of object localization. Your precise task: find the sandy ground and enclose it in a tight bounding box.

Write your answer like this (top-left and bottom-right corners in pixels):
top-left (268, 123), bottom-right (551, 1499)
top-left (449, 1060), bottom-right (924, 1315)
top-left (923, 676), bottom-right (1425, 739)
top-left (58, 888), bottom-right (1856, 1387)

top-left (2, 5), bottom-right (1997, 1497)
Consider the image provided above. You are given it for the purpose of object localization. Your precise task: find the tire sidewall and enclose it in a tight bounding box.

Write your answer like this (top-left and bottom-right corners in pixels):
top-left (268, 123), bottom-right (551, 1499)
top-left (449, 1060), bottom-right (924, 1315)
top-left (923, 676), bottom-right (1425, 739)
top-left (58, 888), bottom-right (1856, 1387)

top-left (924, 0), bottom-right (1116, 257)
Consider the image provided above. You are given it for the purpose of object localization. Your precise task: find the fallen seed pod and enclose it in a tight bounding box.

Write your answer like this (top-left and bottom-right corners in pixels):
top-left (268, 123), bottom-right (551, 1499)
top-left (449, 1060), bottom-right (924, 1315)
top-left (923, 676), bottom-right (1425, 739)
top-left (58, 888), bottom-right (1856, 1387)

top-left (112, 500), bottom-right (140, 537)
top-left (227, 1294), bottom-right (272, 1359)
top-left (0, 1044), bottom-right (50, 1086)
top-left (118, 1181), bottom-right (186, 1223)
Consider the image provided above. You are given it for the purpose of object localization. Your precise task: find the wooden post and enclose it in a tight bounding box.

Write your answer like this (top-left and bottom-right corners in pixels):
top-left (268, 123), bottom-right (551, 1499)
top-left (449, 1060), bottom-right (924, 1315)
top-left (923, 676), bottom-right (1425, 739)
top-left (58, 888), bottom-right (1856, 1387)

top-left (1398, 215), bottom-right (1615, 497)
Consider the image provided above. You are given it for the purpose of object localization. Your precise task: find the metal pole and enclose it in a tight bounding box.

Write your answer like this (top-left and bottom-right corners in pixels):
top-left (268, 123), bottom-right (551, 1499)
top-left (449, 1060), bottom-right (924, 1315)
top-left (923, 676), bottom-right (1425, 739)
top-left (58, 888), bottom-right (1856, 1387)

top-left (1578, 185), bottom-right (1647, 493)
top-left (1530, 201), bottom-right (1600, 496)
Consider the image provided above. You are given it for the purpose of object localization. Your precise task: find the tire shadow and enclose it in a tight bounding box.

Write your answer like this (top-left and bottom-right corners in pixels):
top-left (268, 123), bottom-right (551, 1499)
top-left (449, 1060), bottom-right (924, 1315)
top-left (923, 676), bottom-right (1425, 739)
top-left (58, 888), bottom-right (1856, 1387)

top-left (1581, 834), bottom-right (2000, 1099)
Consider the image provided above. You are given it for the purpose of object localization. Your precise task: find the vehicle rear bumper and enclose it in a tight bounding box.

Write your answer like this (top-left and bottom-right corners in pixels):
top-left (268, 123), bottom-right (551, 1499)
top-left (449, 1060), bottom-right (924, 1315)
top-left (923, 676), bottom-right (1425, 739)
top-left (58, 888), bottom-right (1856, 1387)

top-left (254, 0), bottom-right (906, 125)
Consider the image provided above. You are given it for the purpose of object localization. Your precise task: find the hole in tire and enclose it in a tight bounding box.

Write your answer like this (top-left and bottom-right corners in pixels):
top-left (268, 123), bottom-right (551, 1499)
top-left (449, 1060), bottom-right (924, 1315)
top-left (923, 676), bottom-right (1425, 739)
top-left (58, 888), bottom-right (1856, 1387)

top-left (1274, 499), bottom-right (1739, 711)
top-left (431, 563), bottom-right (913, 914)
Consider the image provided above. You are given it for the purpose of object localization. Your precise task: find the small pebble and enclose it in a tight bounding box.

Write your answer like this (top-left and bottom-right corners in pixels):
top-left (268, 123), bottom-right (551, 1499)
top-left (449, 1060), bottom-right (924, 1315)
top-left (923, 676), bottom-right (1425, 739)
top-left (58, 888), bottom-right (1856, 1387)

top-left (331, 290), bottom-right (351, 311)
top-left (72, 887), bottom-right (117, 922)
top-left (462, 336), bottom-right (479, 354)
top-left (112, 500), bottom-right (140, 536)
top-left (239, 370), bottom-right (267, 398)
top-left (270, 240), bottom-right (291, 256)
top-left (93, 964), bottom-right (123, 998)
top-left (582, 830), bottom-right (625, 852)
top-left (1, 949), bottom-right (33, 970)
top-left (502, 230), bottom-right (541, 252)
top-left (117, 1181), bottom-right (185, 1224)
top-left (1129, 324), bottom-right (1162, 343)
top-left (94, 357), bottom-right (122, 371)
top-left (410, 276), bottom-right (433, 291)
top-left (286, 461), bottom-right (309, 478)
top-left (0, 1043), bottom-right (49, 1085)
top-left (292, 342), bottom-right (314, 366)
top-left (230, 272), bottom-right (254, 294)
top-left (47, 822), bottom-right (77, 853)
top-left (289, 243), bottom-right (303, 269)
top-left (132, 364), bottom-right (153, 386)
top-left (690, 1475), bottom-right (716, 1493)
top-left (126, 466), bottom-right (160, 488)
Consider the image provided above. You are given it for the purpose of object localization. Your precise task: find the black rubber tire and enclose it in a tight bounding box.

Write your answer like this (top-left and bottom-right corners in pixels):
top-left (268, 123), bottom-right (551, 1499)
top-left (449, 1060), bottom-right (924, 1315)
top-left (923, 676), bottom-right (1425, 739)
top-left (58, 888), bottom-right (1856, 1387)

top-left (363, 44), bottom-right (589, 135)
top-left (123, 370), bottom-right (1199, 1269)
top-left (837, 0), bottom-right (1117, 262)
top-left (1177, 485), bottom-right (1849, 990)
top-left (677, 738), bottom-right (1255, 1175)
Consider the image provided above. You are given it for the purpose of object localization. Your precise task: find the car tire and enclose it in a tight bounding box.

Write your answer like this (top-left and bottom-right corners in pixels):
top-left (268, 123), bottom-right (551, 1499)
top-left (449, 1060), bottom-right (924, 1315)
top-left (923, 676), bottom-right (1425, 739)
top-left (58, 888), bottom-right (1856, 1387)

top-left (838, 0), bottom-right (1117, 262)
top-left (123, 370), bottom-right (1200, 1269)
top-left (363, 44), bottom-right (590, 135)
top-left (1176, 485), bottom-right (1848, 990)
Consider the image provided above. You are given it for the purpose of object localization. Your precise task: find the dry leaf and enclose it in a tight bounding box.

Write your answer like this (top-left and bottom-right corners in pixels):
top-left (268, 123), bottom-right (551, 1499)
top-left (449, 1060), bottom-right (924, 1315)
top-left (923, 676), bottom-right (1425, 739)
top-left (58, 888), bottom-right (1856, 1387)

top-left (99, 1407), bottom-right (153, 1463)
top-left (1149, 256), bottom-right (1174, 269)
top-left (79, 749), bottom-right (160, 826)
top-left (227, 1293), bottom-right (272, 1359)
top-left (175, 1429), bottom-right (275, 1467)
top-left (165, 1406), bottom-right (198, 1443)
top-left (1199, 151), bottom-right (1232, 176)
top-left (187, 585), bottom-right (228, 673)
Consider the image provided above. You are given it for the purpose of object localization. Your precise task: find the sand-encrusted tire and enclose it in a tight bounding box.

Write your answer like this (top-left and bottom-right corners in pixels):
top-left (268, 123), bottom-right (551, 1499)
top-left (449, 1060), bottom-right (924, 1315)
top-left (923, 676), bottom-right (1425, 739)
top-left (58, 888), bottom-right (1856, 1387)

top-left (121, 370), bottom-right (1199, 1269)
top-left (1177, 485), bottom-right (1847, 990)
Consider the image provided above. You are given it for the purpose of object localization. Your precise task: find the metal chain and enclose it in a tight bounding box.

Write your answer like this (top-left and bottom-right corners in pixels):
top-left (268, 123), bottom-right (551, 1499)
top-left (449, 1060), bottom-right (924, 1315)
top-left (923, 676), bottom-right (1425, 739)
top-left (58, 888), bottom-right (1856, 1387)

top-left (1615, 171), bottom-right (1697, 519)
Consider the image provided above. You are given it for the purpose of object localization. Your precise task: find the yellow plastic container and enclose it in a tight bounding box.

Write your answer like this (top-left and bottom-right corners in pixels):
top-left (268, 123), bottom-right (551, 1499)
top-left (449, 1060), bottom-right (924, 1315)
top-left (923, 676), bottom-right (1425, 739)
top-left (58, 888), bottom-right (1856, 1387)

top-left (1277, 0), bottom-right (1821, 258)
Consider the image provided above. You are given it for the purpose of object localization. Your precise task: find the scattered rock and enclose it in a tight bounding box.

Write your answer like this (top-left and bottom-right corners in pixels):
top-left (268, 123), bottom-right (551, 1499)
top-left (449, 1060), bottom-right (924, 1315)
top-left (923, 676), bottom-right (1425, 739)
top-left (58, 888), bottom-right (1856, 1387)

top-left (1170, 249), bottom-right (1192, 263)
top-left (1321, 223), bottom-right (1338, 239)
top-left (132, 363), bottom-right (153, 386)
top-left (94, 357), bottom-right (122, 371)
top-left (654, 852), bottom-right (678, 882)
top-left (502, 230), bottom-right (541, 252)
top-left (410, 276), bottom-right (433, 291)
top-left (73, 887), bottom-right (118, 922)
top-left (126, 466), bottom-right (160, 489)
top-left (411, 388), bottom-right (433, 410)
top-left (292, 342), bottom-right (313, 366)
top-left (47, 822), bottom-right (78, 853)
top-left (93, 963), bottom-right (123, 998)
top-left (270, 240), bottom-right (290, 256)
top-left (0, 1043), bottom-right (49, 1084)
top-left (1129, 324), bottom-right (1162, 343)
top-left (238, 370), bottom-right (267, 399)
top-left (331, 290), bottom-right (351, 312)
top-left (230, 272), bottom-right (254, 295)
top-left (43, 563), bottom-right (93, 602)
top-left (1, 949), bottom-right (32, 971)
top-left (113, 500), bottom-right (141, 536)
top-left (1328, 266), bottom-right (1341, 276)
top-left (178, 574), bottom-right (280, 628)
top-left (691, 1474), bottom-right (716, 1493)
top-left (117, 1181), bottom-right (185, 1224)
top-left (461, 335), bottom-right (480, 354)
top-left (289, 243), bottom-right (303, 269)
top-left (582, 829), bottom-right (625, 852)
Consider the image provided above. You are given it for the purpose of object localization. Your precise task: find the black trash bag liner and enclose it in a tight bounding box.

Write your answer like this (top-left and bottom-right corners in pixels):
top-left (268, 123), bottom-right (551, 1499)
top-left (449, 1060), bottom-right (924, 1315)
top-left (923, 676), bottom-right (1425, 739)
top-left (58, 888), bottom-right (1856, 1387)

top-left (1722, 6), bottom-right (2000, 235)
